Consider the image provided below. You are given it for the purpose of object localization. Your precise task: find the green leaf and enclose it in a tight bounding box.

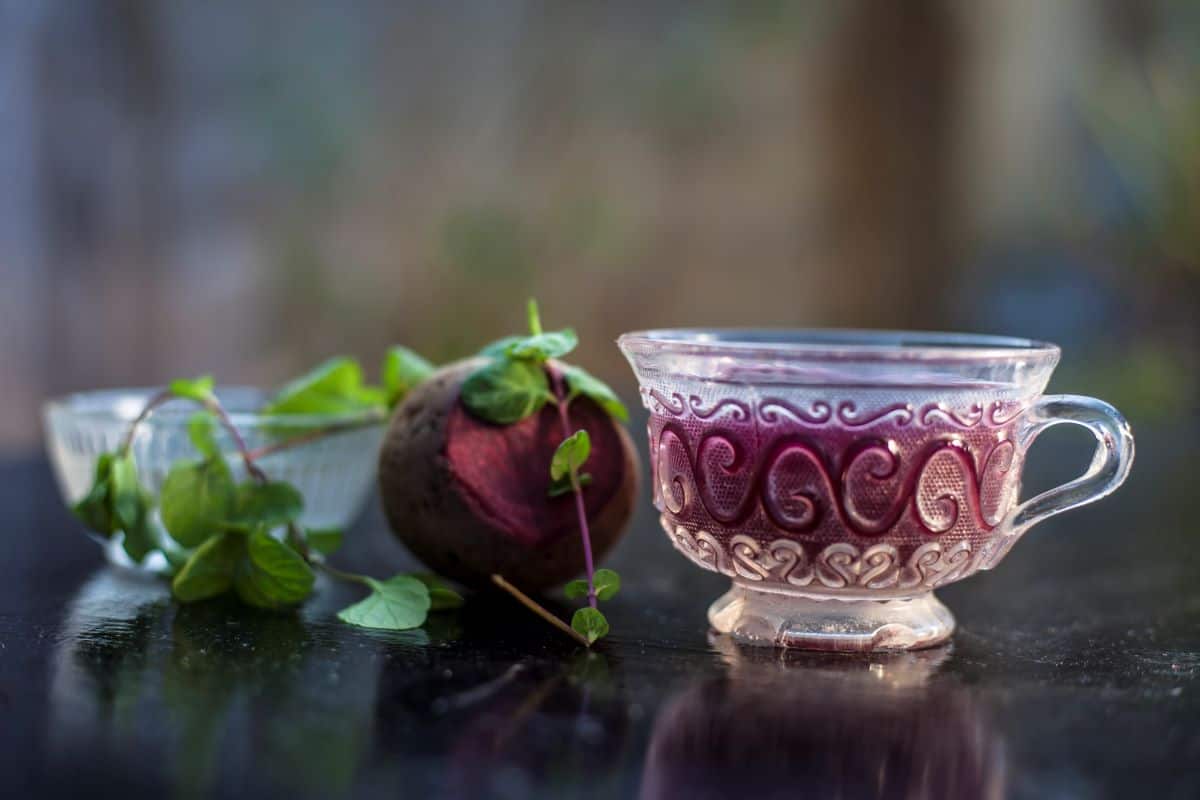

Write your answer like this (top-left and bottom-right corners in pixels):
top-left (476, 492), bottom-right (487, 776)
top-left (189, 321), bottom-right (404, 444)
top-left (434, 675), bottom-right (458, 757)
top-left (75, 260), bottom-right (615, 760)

top-left (187, 412), bottom-right (220, 458)
top-left (592, 568), bottom-right (621, 601)
top-left (109, 454), bottom-right (142, 532)
top-left (119, 489), bottom-right (158, 563)
top-left (304, 527), bottom-right (343, 555)
top-left (262, 357), bottom-right (386, 416)
top-left (550, 429), bottom-right (590, 482)
top-left (108, 454), bottom-right (156, 562)
top-left (564, 579), bottom-right (589, 600)
top-left (506, 329), bottom-right (578, 361)
top-left (563, 570), bottom-right (619, 602)
top-left (234, 530), bottom-right (315, 608)
top-left (70, 452), bottom-right (156, 561)
top-left (479, 336), bottom-right (523, 358)
top-left (337, 575), bottom-right (431, 630)
top-left (169, 375), bottom-right (215, 403)
top-left (382, 346), bottom-right (435, 408)
top-left (172, 534), bottom-right (243, 602)
top-left (547, 472), bottom-right (591, 498)
top-left (476, 299), bottom-right (576, 362)
top-left (461, 358), bottom-right (550, 424)
top-left (412, 573), bottom-right (465, 611)
top-left (227, 481), bottom-right (303, 529)
top-left (159, 457), bottom-right (235, 548)
top-left (73, 453), bottom-right (117, 535)
top-left (571, 607), bottom-right (609, 645)
top-left (562, 364), bottom-right (629, 422)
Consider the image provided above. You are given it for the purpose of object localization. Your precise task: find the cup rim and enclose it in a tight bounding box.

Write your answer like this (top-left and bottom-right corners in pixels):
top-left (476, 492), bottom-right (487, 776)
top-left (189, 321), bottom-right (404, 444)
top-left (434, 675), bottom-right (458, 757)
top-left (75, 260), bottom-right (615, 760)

top-left (617, 328), bottom-right (1061, 363)
top-left (42, 386), bottom-right (388, 428)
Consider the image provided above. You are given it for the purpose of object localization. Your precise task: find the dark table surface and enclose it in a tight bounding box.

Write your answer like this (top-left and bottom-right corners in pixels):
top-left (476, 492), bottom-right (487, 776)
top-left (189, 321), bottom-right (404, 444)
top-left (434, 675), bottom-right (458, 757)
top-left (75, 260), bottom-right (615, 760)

top-left (3, 422), bottom-right (1198, 799)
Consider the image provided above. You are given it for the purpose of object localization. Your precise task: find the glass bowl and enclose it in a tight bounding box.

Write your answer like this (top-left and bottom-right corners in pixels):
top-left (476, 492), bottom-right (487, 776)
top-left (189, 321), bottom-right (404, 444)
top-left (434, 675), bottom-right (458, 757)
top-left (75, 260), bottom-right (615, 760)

top-left (619, 329), bottom-right (1134, 651)
top-left (44, 387), bottom-right (387, 572)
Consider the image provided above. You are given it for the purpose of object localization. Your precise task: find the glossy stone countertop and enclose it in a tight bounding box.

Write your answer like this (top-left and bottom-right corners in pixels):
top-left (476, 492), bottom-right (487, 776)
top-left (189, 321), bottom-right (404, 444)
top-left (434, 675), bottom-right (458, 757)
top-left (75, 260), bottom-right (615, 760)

top-left (2, 423), bottom-right (1197, 799)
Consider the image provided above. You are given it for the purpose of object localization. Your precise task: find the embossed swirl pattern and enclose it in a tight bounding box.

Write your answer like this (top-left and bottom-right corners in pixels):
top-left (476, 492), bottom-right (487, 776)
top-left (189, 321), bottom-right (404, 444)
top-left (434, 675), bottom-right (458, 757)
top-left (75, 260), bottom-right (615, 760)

top-left (648, 390), bottom-right (1023, 428)
top-left (662, 517), bottom-right (999, 592)
top-left (649, 392), bottom-right (1021, 538)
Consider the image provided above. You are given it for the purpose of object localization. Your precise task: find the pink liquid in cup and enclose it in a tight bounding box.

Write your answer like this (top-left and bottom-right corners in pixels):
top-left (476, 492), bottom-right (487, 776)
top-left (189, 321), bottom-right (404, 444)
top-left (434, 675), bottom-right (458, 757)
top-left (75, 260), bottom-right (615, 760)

top-left (649, 389), bottom-right (1025, 582)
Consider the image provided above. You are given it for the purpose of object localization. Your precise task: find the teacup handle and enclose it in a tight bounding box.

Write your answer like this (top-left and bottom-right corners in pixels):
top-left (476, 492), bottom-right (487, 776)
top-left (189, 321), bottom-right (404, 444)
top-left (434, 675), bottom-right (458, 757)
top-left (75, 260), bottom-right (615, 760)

top-left (1005, 394), bottom-right (1134, 537)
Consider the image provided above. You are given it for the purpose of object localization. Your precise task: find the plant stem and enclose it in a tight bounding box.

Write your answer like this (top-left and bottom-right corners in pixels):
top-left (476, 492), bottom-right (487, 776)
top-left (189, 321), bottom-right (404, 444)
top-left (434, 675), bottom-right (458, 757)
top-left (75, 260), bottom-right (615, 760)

top-left (315, 559), bottom-right (373, 587)
top-left (548, 365), bottom-right (597, 610)
top-left (243, 412), bottom-right (385, 462)
top-left (201, 397), bottom-right (268, 484)
top-left (119, 388), bottom-right (268, 484)
top-left (286, 522), bottom-right (370, 586)
top-left (119, 389), bottom-right (176, 454)
top-left (491, 574), bottom-right (590, 647)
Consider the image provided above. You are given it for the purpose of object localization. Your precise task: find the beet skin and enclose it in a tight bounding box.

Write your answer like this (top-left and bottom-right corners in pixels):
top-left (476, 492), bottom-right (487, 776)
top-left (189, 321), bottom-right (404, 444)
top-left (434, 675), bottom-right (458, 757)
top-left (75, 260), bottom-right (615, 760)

top-left (378, 359), bottom-right (639, 591)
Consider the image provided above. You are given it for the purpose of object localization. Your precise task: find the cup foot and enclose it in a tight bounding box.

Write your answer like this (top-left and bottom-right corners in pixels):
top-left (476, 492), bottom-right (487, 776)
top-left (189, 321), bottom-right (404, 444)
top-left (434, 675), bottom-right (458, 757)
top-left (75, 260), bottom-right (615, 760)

top-left (708, 582), bottom-right (955, 652)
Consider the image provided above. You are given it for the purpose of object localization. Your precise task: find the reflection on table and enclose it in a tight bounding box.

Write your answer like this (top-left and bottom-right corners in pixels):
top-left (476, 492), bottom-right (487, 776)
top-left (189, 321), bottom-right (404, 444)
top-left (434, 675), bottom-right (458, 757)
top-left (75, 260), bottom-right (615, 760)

top-left (641, 637), bottom-right (1005, 800)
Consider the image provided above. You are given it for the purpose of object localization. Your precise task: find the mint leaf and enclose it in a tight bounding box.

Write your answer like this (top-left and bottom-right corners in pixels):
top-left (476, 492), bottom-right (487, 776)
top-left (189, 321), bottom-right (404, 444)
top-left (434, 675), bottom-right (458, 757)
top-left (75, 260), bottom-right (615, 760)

top-left (71, 452), bottom-right (156, 561)
top-left (159, 457), bottom-right (235, 548)
top-left (550, 430), bottom-right (590, 482)
top-left (563, 570), bottom-right (618, 602)
top-left (109, 454), bottom-right (157, 562)
top-left (109, 454), bottom-right (142, 533)
top-left (592, 568), bottom-right (620, 601)
top-left (562, 364), bottom-right (628, 422)
top-left (479, 336), bottom-right (523, 358)
top-left (262, 357), bottom-right (385, 416)
top-left (571, 607), bottom-right (609, 645)
top-left (382, 346), bottom-right (435, 408)
top-left (234, 530), bottom-right (315, 608)
top-left (412, 573), bottom-right (465, 610)
top-left (477, 299), bottom-right (575, 362)
top-left (507, 329), bottom-right (578, 361)
top-left (564, 579), bottom-right (589, 600)
top-left (72, 453), bottom-right (117, 534)
top-left (304, 527), bottom-right (343, 555)
top-left (119, 491), bottom-right (158, 563)
top-left (172, 533), bottom-right (243, 602)
top-left (547, 472), bottom-right (591, 498)
top-left (169, 375), bottom-right (215, 403)
top-left (461, 358), bottom-right (550, 424)
top-left (187, 412), bottom-right (220, 458)
top-left (337, 575), bottom-right (431, 630)
top-left (227, 481), bottom-right (303, 529)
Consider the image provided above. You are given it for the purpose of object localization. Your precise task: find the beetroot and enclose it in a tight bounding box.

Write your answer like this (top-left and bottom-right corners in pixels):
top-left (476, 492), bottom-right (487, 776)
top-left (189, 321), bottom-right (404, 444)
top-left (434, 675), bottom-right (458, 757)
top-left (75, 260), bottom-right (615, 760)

top-left (378, 359), bottom-right (638, 591)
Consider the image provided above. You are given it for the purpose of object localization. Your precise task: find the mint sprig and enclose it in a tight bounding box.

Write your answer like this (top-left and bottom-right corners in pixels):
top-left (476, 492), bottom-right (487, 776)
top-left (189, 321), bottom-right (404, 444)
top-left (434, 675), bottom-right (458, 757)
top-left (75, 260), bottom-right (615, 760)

top-left (466, 299), bottom-right (626, 646)
top-left (461, 301), bottom-right (626, 427)
top-left (69, 354), bottom-right (462, 632)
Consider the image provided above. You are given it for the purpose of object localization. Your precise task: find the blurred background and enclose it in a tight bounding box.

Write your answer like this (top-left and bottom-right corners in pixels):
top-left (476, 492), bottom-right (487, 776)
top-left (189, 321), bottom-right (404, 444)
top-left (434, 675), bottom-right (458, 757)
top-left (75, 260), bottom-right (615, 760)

top-left (2, 0), bottom-right (1198, 453)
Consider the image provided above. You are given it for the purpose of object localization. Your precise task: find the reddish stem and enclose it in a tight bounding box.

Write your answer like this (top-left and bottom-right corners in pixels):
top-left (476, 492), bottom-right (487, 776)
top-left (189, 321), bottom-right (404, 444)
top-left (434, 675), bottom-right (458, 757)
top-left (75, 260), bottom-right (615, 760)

top-left (119, 387), bottom-right (268, 484)
top-left (243, 413), bottom-right (384, 462)
top-left (201, 397), bottom-right (268, 484)
top-left (119, 389), bottom-right (176, 454)
top-left (548, 365), bottom-right (597, 610)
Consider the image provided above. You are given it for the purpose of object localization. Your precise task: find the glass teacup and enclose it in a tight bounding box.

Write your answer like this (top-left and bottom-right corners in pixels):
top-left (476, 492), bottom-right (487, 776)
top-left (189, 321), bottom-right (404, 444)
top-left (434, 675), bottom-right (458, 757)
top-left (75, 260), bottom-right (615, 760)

top-left (618, 330), bottom-right (1134, 651)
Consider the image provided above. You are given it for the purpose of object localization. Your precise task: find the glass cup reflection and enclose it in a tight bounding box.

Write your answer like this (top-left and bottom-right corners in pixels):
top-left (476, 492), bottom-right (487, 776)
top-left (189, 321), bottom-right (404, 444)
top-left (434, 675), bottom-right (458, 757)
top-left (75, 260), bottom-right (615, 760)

top-left (641, 640), bottom-right (1005, 800)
